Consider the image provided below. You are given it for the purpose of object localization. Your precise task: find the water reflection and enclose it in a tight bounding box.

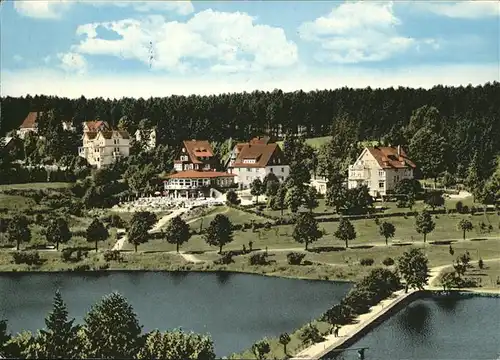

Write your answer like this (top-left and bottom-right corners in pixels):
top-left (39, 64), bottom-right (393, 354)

top-left (216, 272), bottom-right (231, 285)
top-left (434, 295), bottom-right (460, 312)
top-left (397, 302), bottom-right (432, 341)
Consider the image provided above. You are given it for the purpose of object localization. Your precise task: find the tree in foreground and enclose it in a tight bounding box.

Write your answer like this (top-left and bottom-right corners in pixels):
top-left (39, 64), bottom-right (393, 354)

top-left (251, 339), bottom-right (270, 360)
top-left (137, 329), bottom-right (216, 360)
top-left (85, 218), bottom-right (109, 252)
top-left (415, 210), bottom-right (435, 243)
top-left (0, 319), bottom-right (11, 357)
top-left (379, 221), bottom-right (396, 246)
top-left (7, 214), bottom-right (31, 250)
top-left (204, 214), bottom-right (233, 253)
top-left (84, 292), bottom-right (142, 359)
top-left (278, 332), bottom-right (290, 355)
top-left (300, 324), bottom-right (324, 346)
top-left (36, 291), bottom-right (83, 358)
top-left (45, 218), bottom-right (72, 251)
top-left (292, 212), bottom-right (323, 250)
top-left (335, 217), bottom-right (356, 248)
top-left (164, 216), bottom-right (191, 253)
top-left (397, 248), bottom-right (430, 292)
top-left (457, 219), bottom-right (473, 241)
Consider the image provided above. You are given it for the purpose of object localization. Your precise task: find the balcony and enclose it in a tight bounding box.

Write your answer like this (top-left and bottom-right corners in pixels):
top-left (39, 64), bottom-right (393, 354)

top-left (164, 184), bottom-right (206, 190)
top-left (348, 165), bottom-right (370, 180)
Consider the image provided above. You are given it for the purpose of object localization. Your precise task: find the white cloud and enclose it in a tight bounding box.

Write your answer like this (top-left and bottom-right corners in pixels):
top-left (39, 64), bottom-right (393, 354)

top-left (298, 1), bottom-right (435, 63)
top-left (13, 0), bottom-right (194, 19)
top-left (14, 0), bottom-right (71, 19)
top-left (2, 63), bottom-right (497, 99)
top-left (72, 10), bottom-right (298, 73)
top-left (413, 1), bottom-right (500, 19)
top-left (57, 52), bottom-right (88, 75)
top-left (92, 1), bottom-right (194, 15)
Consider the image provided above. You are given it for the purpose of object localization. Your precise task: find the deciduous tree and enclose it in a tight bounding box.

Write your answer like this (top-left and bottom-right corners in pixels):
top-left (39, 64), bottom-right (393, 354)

top-left (7, 215), bottom-right (31, 250)
top-left (204, 214), bottom-right (233, 253)
top-left (335, 217), bottom-right (356, 248)
top-left (164, 216), bottom-right (191, 253)
top-left (379, 221), bottom-right (396, 246)
top-left (250, 178), bottom-right (264, 204)
top-left (415, 211), bottom-right (435, 243)
top-left (85, 218), bottom-right (109, 252)
top-left (292, 213), bottom-right (323, 250)
top-left (84, 293), bottom-right (142, 359)
top-left (397, 248), bottom-right (430, 292)
top-left (457, 219), bottom-right (473, 241)
top-left (45, 218), bottom-right (71, 251)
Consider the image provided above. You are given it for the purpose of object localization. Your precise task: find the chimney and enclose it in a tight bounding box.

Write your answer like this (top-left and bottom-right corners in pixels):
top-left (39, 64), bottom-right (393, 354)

top-left (397, 145), bottom-right (401, 157)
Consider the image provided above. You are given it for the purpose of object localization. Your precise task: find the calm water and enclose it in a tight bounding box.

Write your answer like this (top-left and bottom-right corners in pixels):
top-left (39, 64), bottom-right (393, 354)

top-left (0, 271), bottom-right (350, 356)
top-left (325, 296), bottom-right (500, 360)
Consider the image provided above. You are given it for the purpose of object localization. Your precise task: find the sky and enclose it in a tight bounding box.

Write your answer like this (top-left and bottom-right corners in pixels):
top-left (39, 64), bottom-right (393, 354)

top-left (1, 0), bottom-right (499, 98)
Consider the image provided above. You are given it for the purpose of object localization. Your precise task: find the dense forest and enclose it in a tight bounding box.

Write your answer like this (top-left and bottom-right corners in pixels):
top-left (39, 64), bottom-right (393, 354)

top-left (1, 82), bottom-right (499, 183)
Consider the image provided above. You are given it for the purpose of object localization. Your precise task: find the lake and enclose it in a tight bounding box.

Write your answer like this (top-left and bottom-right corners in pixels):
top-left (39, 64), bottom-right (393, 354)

top-left (0, 271), bottom-right (351, 356)
top-left (325, 295), bottom-right (500, 360)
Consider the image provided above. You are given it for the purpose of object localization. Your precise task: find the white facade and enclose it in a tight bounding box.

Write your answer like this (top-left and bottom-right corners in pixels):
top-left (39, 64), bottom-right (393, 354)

top-left (348, 147), bottom-right (414, 197)
top-left (16, 127), bottom-right (37, 139)
top-left (310, 175), bottom-right (328, 195)
top-left (78, 131), bottom-right (130, 169)
top-left (233, 165), bottom-right (290, 189)
top-left (135, 129), bottom-right (156, 150)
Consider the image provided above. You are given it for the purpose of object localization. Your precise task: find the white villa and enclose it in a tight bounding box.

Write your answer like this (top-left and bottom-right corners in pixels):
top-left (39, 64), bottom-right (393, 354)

top-left (78, 125), bottom-right (130, 169)
top-left (348, 145), bottom-right (416, 197)
top-left (228, 137), bottom-right (289, 189)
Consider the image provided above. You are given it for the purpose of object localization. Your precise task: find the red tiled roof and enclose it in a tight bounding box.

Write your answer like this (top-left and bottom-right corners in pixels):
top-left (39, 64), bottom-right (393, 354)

top-left (366, 146), bottom-right (416, 169)
top-left (232, 143), bottom-right (281, 168)
top-left (84, 121), bottom-right (109, 132)
top-left (183, 140), bottom-right (214, 164)
top-left (20, 112), bottom-right (40, 129)
top-left (166, 170), bottom-right (236, 179)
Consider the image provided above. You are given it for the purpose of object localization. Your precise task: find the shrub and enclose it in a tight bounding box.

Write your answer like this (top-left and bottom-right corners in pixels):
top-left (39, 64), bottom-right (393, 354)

top-left (382, 257), bottom-right (395, 266)
top-left (287, 252), bottom-right (306, 265)
top-left (249, 253), bottom-right (269, 265)
top-left (360, 258), bottom-right (374, 266)
top-left (61, 248), bottom-right (74, 262)
top-left (103, 250), bottom-right (123, 262)
top-left (11, 251), bottom-right (42, 265)
top-left (73, 264), bottom-right (91, 272)
top-left (462, 205), bottom-right (470, 214)
top-left (455, 201), bottom-right (464, 214)
top-left (214, 252), bottom-right (234, 265)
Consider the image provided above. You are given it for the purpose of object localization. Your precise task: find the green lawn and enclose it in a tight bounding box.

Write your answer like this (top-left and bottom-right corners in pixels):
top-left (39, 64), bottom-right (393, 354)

top-left (0, 182), bottom-right (73, 191)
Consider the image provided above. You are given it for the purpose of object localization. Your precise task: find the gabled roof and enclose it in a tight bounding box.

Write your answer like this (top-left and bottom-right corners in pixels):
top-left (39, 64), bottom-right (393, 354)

top-left (84, 131), bottom-right (98, 140)
top-left (366, 146), bottom-right (416, 169)
top-left (84, 121), bottom-right (110, 132)
top-left (183, 140), bottom-right (214, 164)
top-left (167, 170), bottom-right (236, 179)
top-left (98, 130), bottom-right (130, 140)
top-left (20, 112), bottom-right (40, 129)
top-left (232, 143), bottom-right (280, 168)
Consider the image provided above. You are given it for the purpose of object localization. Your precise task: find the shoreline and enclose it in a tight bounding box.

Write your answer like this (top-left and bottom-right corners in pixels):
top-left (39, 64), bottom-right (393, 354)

top-left (0, 264), bottom-right (499, 294)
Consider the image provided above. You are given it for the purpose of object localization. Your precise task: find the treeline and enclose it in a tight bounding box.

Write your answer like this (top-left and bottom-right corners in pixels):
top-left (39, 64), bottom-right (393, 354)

top-left (1, 82), bottom-right (499, 147)
top-left (0, 292), bottom-right (215, 359)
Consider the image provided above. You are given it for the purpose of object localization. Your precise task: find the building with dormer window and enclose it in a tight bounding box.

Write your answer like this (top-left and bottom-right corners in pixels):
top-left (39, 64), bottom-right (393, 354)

top-left (78, 129), bottom-right (130, 168)
top-left (348, 145), bottom-right (416, 197)
top-left (229, 139), bottom-right (289, 189)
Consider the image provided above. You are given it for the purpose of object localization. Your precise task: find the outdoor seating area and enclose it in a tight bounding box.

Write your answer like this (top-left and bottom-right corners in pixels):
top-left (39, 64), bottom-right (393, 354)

top-left (111, 195), bottom-right (225, 213)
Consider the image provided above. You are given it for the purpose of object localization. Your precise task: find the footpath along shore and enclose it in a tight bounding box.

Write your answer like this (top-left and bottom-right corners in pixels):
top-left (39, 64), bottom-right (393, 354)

top-left (291, 259), bottom-right (500, 360)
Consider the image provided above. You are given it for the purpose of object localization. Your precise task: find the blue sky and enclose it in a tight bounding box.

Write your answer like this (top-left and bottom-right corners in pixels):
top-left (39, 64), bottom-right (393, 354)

top-left (1, 1), bottom-right (499, 98)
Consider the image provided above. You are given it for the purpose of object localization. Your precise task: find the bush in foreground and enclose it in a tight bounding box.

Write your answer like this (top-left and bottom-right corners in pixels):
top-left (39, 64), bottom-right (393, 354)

top-left (287, 252), bottom-right (306, 265)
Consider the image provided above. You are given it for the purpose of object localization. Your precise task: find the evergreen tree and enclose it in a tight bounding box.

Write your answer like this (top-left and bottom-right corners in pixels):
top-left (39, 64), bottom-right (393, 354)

top-left (85, 218), bottom-right (109, 252)
top-left (45, 218), bottom-right (71, 250)
top-left (335, 217), bottom-right (356, 248)
top-left (37, 291), bottom-right (83, 358)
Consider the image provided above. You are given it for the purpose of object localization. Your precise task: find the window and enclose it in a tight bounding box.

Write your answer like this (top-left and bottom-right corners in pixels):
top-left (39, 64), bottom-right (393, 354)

top-left (281, 167), bottom-right (284, 172)
top-left (379, 181), bottom-right (384, 189)
top-left (270, 168), bottom-right (274, 173)
top-left (379, 171), bottom-right (384, 177)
